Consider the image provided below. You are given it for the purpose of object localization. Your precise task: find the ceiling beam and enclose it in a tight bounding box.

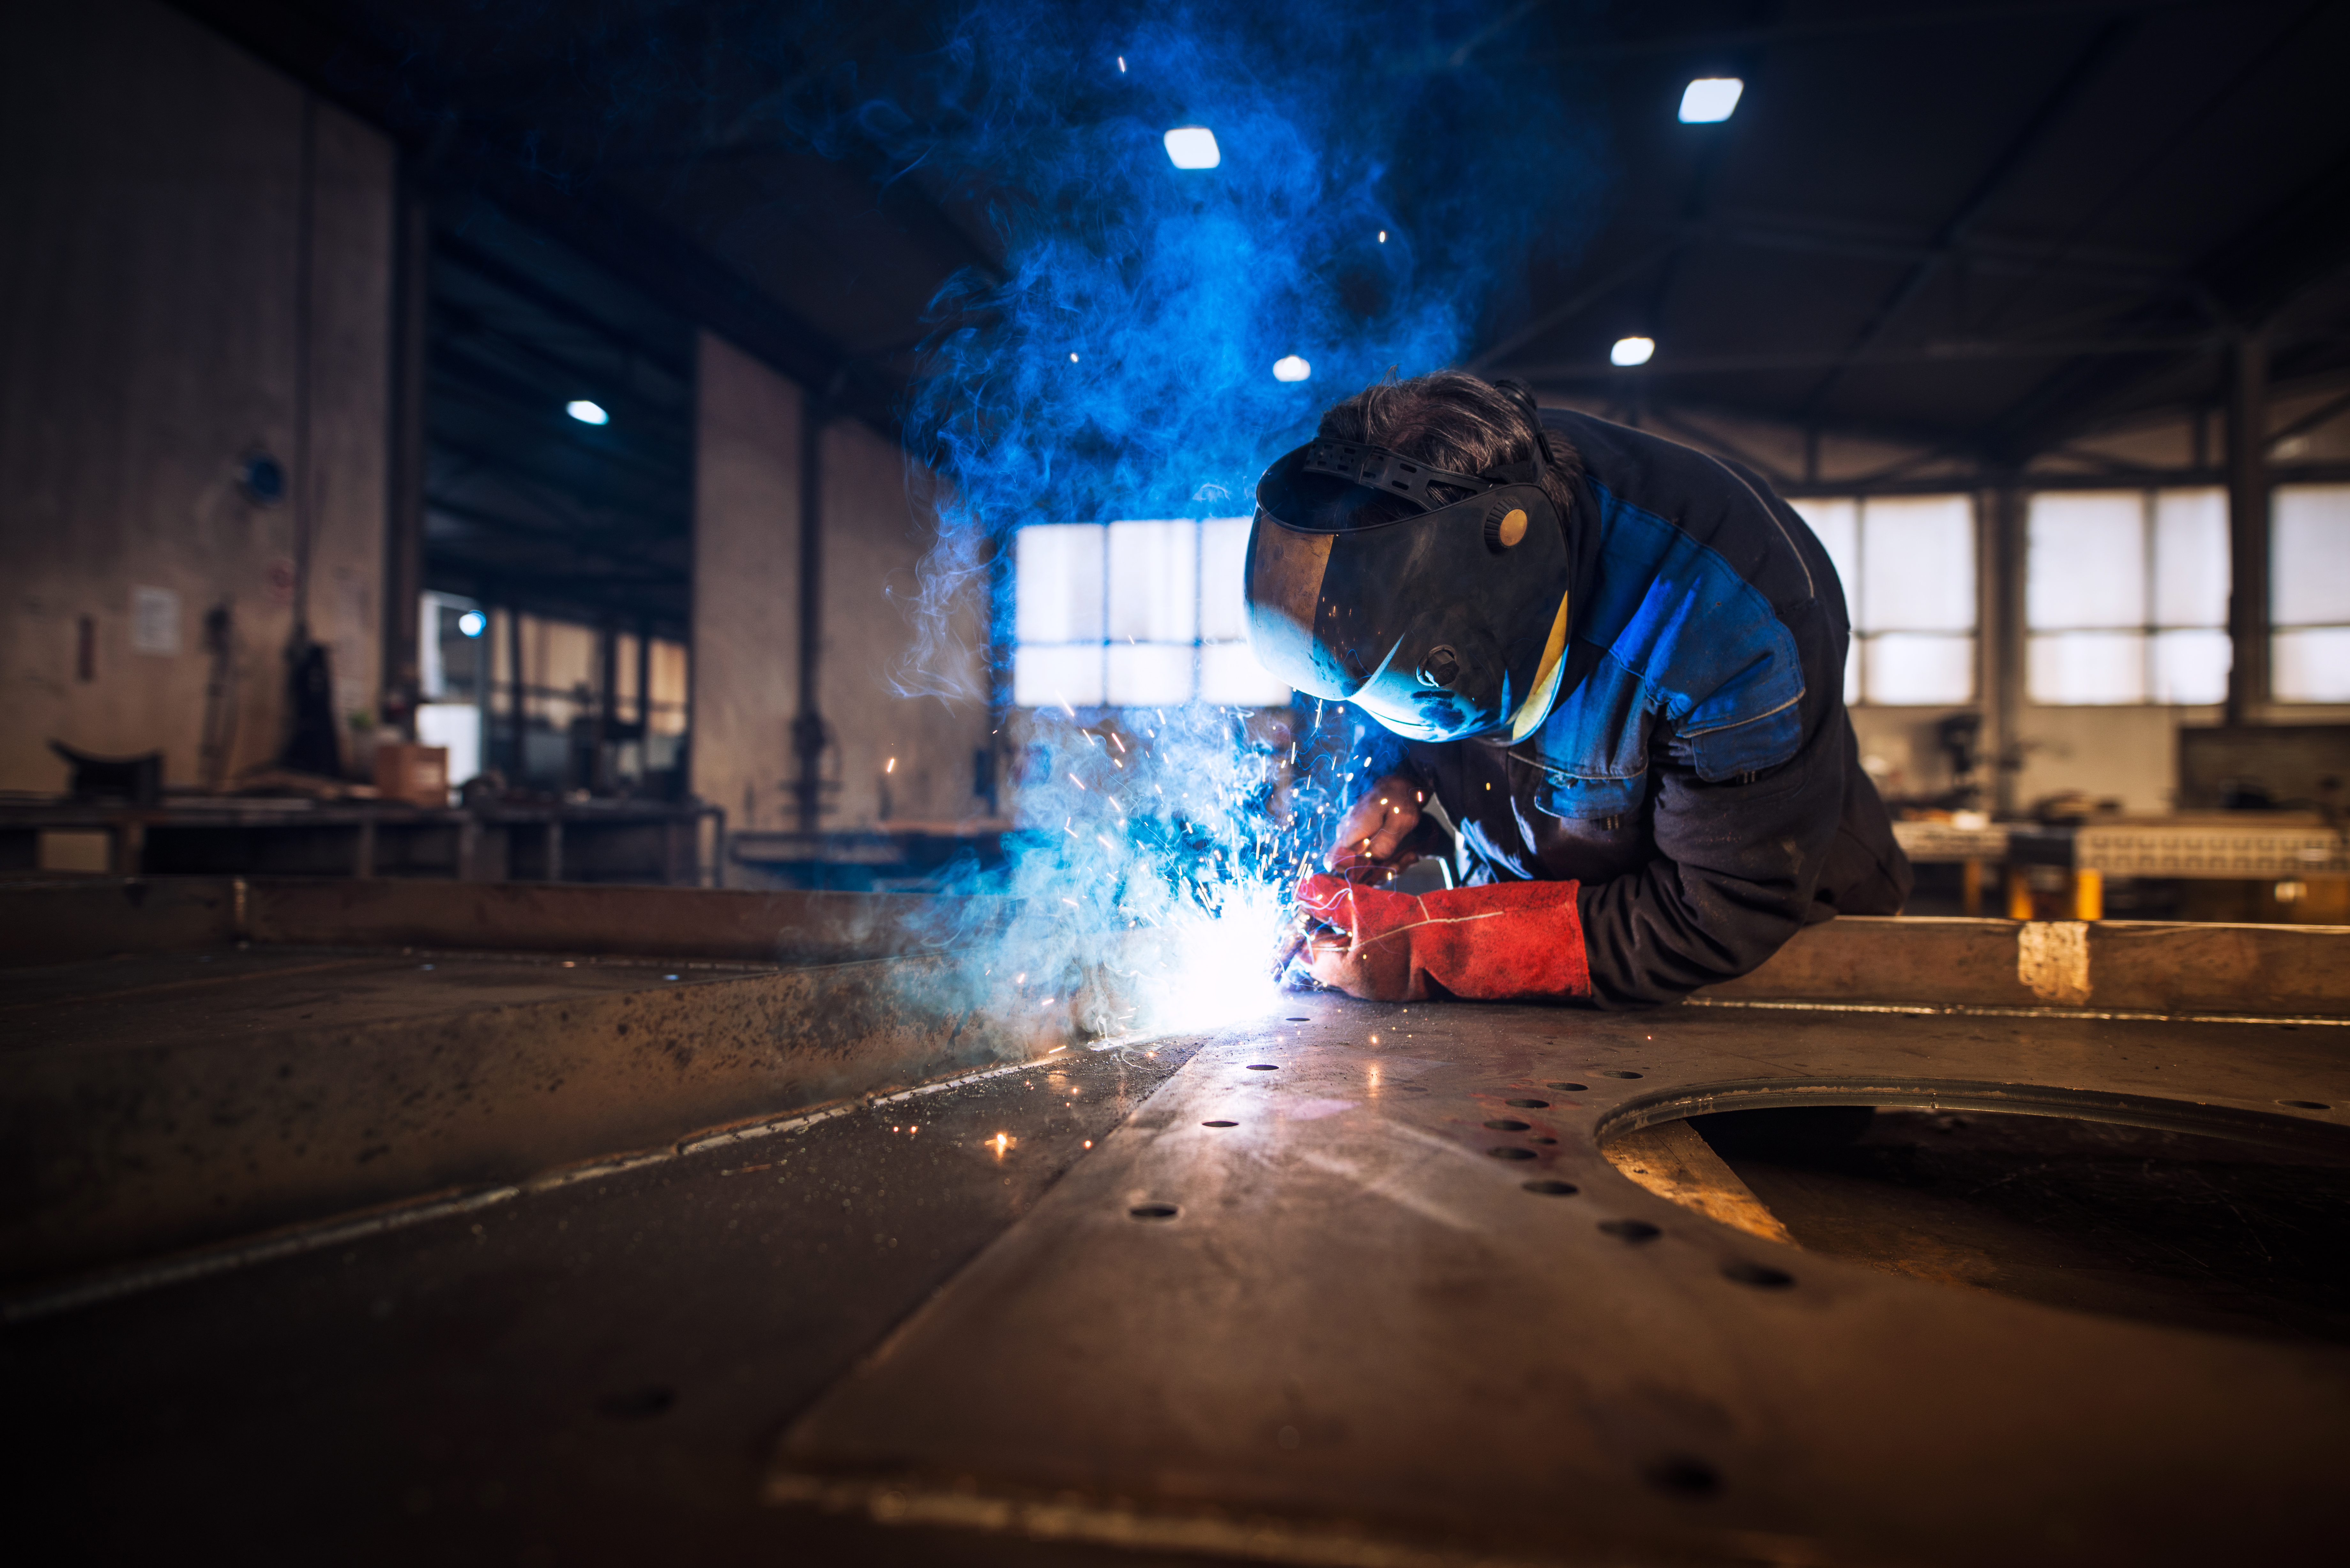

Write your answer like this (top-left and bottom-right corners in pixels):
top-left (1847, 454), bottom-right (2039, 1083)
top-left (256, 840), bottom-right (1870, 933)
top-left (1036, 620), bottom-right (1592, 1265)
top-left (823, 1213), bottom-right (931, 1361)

top-left (166, 0), bottom-right (913, 438)
top-left (1973, 150), bottom-right (2350, 458)
top-left (1794, 15), bottom-right (2142, 425)
top-left (1499, 0), bottom-right (2214, 67)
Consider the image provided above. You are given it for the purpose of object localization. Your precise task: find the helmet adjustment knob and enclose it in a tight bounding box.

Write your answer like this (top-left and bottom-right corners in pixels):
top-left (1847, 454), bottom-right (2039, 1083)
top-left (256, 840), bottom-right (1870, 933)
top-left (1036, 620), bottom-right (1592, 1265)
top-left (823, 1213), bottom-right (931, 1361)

top-left (1484, 505), bottom-right (1529, 552)
top-left (1418, 645), bottom-right (1462, 688)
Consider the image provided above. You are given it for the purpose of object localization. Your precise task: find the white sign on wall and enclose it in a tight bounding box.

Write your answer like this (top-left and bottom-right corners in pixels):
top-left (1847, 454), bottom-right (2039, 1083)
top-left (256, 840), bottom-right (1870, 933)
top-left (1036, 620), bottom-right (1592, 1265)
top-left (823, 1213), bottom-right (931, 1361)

top-left (130, 585), bottom-right (181, 656)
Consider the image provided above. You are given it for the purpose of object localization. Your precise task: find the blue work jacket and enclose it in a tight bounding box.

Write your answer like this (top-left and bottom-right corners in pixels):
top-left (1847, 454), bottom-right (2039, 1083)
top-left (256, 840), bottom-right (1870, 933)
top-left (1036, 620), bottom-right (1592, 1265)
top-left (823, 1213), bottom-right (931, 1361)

top-left (1352, 409), bottom-right (1913, 1008)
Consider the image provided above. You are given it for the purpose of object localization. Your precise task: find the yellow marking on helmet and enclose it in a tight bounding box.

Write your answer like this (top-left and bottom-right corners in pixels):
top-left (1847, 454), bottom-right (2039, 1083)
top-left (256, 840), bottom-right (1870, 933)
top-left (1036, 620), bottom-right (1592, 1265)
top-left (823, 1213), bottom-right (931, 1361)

top-left (1508, 590), bottom-right (1573, 743)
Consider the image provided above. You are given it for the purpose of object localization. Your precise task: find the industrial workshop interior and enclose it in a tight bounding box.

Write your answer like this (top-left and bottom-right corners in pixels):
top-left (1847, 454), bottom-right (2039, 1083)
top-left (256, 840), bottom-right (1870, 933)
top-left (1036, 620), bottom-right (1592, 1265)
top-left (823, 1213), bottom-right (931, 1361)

top-left (6, 0), bottom-right (2349, 1562)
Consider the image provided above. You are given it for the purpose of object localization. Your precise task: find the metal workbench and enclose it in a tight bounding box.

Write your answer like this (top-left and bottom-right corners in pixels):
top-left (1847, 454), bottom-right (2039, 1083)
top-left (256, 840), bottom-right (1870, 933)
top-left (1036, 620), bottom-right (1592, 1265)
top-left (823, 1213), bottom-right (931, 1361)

top-left (0, 794), bottom-right (721, 883)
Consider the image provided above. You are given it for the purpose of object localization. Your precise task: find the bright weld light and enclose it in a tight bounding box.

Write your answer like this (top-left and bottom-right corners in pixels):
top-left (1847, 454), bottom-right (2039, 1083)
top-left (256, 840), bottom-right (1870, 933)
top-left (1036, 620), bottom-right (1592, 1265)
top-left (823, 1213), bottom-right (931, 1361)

top-left (1679, 77), bottom-right (1744, 123)
top-left (1378, 230), bottom-right (1387, 243)
top-left (456, 611), bottom-right (486, 638)
top-left (565, 399), bottom-right (608, 425)
top-left (1117, 56), bottom-right (1126, 72)
top-left (1611, 336), bottom-right (1656, 367)
top-left (1069, 352), bottom-right (1080, 362)
top-left (1273, 355), bottom-right (1311, 382)
top-left (885, 757), bottom-right (897, 774)
top-left (1163, 125), bottom-right (1221, 169)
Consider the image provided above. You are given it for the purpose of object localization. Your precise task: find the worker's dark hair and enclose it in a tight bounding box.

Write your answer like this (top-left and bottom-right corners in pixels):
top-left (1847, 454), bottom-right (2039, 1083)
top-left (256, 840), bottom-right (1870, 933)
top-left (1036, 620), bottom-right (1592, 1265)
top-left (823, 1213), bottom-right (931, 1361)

top-left (1313, 370), bottom-right (1581, 527)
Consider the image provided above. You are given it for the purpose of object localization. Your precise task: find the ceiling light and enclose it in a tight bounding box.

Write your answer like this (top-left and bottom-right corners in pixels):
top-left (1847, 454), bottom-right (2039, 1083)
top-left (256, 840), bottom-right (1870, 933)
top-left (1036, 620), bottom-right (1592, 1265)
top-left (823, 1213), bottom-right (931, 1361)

top-left (566, 399), bottom-right (609, 425)
top-left (1611, 336), bottom-right (1656, 367)
top-left (1273, 355), bottom-right (1311, 382)
top-left (1163, 126), bottom-right (1221, 169)
top-left (1678, 78), bottom-right (1743, 123)
top-left (457, 611), bottom-right (486, 638)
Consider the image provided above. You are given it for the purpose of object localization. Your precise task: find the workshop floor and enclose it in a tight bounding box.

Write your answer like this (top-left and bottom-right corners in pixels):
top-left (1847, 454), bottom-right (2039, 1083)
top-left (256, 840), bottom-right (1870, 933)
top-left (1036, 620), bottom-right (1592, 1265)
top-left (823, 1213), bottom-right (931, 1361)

top-left (11, 996), bottom-right (2346, 1565)
top-left (8, 1039), bottom-right (1205, 1566)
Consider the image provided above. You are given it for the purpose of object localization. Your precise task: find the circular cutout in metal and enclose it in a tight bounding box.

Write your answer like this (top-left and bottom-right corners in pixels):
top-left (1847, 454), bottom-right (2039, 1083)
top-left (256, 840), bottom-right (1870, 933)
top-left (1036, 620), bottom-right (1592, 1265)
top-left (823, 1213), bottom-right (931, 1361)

top-left (1483, 1118), bottom-right (1531, 1131)
top-left (1487, 1146), bottom-right (1537, 1161)
top-left (1522, 1179), bottom-right (1579, 1196)
top-left (1202, 1120), bottom-right (1239, 1128)
top-left (1600, 1219), bottom-right (1662, 1242)
top-left (1246, 1064), bottom-right (1280, 1071)
top-left (1129, 1202), bottom-right (1180, 1221)
top-left (1548, 1082), bottom-right (1589, 1092)
top-left (1506, 1098), bottom-right (1551, 1108)
top-left (1599, 1069), bottom-right (1644, 1080)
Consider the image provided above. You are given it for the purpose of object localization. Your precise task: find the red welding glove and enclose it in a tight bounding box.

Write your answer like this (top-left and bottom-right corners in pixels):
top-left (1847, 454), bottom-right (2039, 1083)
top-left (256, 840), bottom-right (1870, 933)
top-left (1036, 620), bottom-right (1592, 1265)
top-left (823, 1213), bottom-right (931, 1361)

top-left (1296, 873), bottom-right (1591, 1003)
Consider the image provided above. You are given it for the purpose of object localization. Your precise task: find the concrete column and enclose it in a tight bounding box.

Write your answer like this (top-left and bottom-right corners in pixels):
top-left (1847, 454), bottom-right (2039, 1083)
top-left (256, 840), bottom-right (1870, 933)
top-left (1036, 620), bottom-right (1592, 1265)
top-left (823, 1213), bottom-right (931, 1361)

top-left (1986, 485), bottom-right (2027, 816)
top-left (381, 179), bottom-right (430, 741)
top-left (2225, 335), bottom-right (2270, 724)
top-left (691, 334), bottom-right (802, 859)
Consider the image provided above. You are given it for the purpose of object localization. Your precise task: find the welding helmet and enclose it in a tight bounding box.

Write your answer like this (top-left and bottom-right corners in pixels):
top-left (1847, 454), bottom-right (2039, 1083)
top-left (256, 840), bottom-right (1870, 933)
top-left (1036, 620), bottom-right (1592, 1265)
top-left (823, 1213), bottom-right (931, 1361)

top-left (1243, 419), bottom-right (1574, 743)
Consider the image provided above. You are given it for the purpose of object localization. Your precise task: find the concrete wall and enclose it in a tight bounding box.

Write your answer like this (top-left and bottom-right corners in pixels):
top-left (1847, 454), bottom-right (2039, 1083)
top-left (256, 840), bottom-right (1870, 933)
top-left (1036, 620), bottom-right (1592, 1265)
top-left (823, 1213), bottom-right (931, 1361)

top-left (691, 335), bottom-right (991, 868)
top-left (0, 0), bottom-right (393, 792)
top-left (1850, 703), bottom-right (2208, 815)
top-left (817, 418), bottom-right (990, 829)
top-left (691, 334), bottom-right (802, 838)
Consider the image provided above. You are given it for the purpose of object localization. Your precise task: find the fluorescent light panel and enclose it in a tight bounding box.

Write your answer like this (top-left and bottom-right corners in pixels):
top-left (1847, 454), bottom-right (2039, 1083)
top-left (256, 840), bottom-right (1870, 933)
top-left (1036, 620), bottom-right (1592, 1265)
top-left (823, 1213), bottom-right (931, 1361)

top-left (1163, 125), bottom-right (1220, 169)
top-left (1679, 77), bottom-right (1744, 123)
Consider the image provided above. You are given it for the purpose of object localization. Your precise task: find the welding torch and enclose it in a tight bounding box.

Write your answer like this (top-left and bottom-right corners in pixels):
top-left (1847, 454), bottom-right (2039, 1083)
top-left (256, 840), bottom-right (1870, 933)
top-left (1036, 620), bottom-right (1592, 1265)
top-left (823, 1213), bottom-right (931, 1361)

top-left (1269, 776), bottom-right (1436, 982)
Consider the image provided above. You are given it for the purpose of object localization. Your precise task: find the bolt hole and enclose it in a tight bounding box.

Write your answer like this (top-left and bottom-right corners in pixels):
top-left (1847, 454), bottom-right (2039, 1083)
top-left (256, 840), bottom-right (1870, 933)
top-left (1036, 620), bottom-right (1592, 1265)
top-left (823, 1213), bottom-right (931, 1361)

top-left (1246, 1064), bottom-right (1280, 1071)
top-left (1522, 1179), bottom-right (1579, 1196)
top-left (1506, 1098), bottom-right (1550, 1108)
top-left (1285, 1017), bottom-right (1309, 1022)
top-left (1528, 1135), bottom-right (1558, 1145)
top-left (1644, 1457), bottom-right (1721, 1498)
top-left (1599, 1069), bottom-right (1643, 1080)
top-left (1487, 1146), bottom-right (1537, 1161)
top-left (1129, 1202), bottom-right (1180, 1221)
top-left (1600, 1219), bottom-right (1662, 1242)
top-left (596, 1385), bottom-right (676, 1421)
top-left (1483, 1118), bottom-right (1531, 1131)
top-left (1202, 1120), bottom-right (1239, 1128)
top-left (1722, 1261), bottom-right (1794, 1288)
top-left (1547, 1082), bottom-right (1588, 1092)
top-left (2280, 1099), bottom-right (2332, 1110)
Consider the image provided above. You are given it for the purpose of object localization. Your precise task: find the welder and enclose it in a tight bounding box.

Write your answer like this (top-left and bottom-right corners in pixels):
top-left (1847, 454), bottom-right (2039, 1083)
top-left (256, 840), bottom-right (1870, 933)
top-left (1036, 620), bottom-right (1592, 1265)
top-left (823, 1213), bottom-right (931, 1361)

top-left (1246, 371), bottom-right (1911, 1008)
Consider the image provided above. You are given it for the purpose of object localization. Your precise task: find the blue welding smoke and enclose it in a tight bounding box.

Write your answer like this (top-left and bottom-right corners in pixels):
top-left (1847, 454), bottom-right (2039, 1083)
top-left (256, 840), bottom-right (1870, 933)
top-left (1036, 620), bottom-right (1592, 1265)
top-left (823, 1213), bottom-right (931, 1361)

top-left (806, 0), bottom-right (1604, 698)
top-left (788, 0), bottom-right (1607, 1034)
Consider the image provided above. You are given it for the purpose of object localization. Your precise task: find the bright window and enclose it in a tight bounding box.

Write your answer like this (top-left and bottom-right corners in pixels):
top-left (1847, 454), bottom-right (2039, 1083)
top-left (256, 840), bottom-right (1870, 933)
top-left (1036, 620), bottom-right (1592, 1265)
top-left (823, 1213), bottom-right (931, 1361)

top-left (1791, 495), bottom-right (1977, 705)
top-left (1012, 518), bottom-right (1291, 709)
top-left (2026, 488), bottom-right (2229, 705)
top-left (2273, 484), bottom-right (2350, 703)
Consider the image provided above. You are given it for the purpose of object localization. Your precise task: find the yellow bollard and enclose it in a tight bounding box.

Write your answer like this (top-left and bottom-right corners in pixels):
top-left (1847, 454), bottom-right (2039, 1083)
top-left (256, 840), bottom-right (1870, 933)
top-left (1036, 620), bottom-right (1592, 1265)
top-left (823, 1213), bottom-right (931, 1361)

top-left (2072, 868), bottom-right (2103, 922)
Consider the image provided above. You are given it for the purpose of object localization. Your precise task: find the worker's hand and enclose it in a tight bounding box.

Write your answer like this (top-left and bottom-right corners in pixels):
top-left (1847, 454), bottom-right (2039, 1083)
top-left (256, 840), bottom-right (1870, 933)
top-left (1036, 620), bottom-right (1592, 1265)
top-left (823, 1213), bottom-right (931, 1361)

top-left (1296, 873), bottom-right (1591, 1003)
top-left (1328, 774), bottom-right (1424, 872)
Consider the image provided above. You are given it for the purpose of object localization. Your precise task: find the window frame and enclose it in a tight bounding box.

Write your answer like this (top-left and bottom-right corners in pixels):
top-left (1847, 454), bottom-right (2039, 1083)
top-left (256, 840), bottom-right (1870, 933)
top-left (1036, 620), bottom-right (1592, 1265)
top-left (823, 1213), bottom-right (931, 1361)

top-left (1008, 516), bottom-right (1289, 710)
top-left (2022, 485), bottom-right (2232, 708)
top-left (1789, 492), bottom-right (1982, 708)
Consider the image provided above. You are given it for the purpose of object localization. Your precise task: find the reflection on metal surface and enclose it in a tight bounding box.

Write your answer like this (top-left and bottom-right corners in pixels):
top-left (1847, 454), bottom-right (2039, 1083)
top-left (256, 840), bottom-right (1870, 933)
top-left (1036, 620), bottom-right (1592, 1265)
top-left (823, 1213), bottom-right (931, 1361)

top-left (771, 996), bottom-right (2347, 1566)
top-left (1602, 1120), bottom-right (1792, 1244)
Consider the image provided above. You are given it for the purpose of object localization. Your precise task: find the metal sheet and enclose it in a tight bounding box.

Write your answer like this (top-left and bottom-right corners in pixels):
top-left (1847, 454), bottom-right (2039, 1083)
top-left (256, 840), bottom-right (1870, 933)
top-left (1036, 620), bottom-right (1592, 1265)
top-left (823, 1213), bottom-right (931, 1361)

top-left (771, 998), bottom-right (2350, 1566)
